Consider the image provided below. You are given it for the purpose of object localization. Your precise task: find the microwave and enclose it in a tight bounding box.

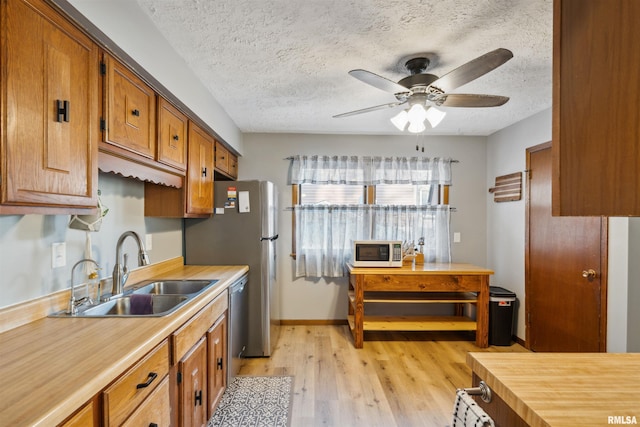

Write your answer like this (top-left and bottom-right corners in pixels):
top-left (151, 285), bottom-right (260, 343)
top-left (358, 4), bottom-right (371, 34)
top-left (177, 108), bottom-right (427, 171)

top-left (353, 240), bottom-right (403, 267)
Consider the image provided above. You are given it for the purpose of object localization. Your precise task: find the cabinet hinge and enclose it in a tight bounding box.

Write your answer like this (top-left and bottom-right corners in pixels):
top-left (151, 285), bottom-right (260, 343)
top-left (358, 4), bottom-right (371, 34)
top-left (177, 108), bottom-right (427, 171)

top-left (99, 62), bottom-right (106, 75)
top-left (100, 118), bottom-right (106, 132)
top-left (177, 371), bottom-right (182, 384)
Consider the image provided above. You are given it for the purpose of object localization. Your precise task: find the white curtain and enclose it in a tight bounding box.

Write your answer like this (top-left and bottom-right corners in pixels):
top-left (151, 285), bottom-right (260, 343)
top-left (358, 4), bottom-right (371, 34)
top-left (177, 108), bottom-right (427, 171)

top-left (289, 155), bottom-right (452, 185)
top-left (290, 155), bottom-right (453, 278)
top-left (295, 205), bottom-right (451, 277)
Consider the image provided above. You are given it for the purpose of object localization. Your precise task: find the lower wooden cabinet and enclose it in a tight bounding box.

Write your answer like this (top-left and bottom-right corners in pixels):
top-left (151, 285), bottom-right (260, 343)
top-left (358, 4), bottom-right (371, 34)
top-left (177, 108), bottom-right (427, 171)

top-left (103, 340), bottom-right (170, 426)
top-left (59, 290), bottom-right (230, 427)
top-left (172, 291), bottom-right (229, 426)
top-left (208, 314), bottom-right (227, 417)
top-left (179, 337), bottom-right (208, 427)
top-left (59, 398), bottom-right (98, 427)
top-left (122, 376), bottom-right (171, 427)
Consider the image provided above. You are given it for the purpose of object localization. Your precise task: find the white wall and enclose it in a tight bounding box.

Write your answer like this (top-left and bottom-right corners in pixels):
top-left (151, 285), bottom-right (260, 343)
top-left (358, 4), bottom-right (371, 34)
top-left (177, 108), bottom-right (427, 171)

top-left (0, 173), bottom-right (182, 309)
top-left (239, 133), bottom-right (488, 320)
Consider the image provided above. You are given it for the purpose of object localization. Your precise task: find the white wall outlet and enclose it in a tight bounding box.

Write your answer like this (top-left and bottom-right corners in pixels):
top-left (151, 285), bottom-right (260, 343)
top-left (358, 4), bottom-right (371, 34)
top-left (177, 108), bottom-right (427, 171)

top-left (51, 242), bottom-right (66, 268)
top-left (145, 234), bottom-right (153, 251)
top-left (453, 232), bottom-right (461, 243)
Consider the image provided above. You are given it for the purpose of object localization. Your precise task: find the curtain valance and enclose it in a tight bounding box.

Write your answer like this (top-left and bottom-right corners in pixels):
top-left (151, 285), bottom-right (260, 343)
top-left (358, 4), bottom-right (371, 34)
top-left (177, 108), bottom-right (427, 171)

top-left (289, 155), bottom-right (453, 185)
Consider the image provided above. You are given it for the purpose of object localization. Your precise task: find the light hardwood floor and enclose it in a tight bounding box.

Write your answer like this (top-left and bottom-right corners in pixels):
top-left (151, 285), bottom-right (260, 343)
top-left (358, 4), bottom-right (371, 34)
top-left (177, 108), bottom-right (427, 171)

top-left (239, 325), bottom-right (528, 427)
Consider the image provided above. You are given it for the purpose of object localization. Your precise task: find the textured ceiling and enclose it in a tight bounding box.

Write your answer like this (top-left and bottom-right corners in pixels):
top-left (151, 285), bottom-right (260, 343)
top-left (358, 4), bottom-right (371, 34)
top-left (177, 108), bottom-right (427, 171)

top-left (135, 0), bottom-right (552, 136)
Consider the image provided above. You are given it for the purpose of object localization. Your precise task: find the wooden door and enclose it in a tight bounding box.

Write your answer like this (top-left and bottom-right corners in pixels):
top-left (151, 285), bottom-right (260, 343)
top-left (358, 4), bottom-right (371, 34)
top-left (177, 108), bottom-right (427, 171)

top-left (186, 122), bottom-right (214, 215)
top-left (526, 143), bottom-right (607, 351)
top-left (207, 314), bottom-right (227, 418)
top-left (179, 337), bottom-right (208, 427)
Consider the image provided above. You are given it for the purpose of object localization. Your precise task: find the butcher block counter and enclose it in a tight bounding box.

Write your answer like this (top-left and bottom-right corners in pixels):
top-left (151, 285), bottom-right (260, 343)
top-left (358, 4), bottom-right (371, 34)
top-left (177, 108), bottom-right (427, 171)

top-left (467, 352), bottom-right (640, 426)
top-left (0, 257), bottom-right (248, 426)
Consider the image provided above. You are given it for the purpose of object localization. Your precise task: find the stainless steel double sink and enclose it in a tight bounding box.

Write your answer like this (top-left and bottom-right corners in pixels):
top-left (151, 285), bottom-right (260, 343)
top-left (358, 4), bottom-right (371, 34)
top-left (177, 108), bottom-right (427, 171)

top-left (51, 279), bottom-right (218, 318)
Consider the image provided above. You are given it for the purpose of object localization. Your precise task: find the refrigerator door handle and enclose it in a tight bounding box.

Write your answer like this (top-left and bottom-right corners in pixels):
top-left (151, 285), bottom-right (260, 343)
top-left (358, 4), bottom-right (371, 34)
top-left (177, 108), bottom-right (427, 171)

top-left (260, 234), bottom-right (279, 242)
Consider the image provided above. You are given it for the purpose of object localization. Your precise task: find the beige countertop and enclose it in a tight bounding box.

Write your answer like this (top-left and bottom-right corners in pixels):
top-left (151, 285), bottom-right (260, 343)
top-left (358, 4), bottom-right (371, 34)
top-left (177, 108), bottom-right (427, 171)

top-left (0, 258), bottom-right (248, 426)
top-left (347, 262), bottom-right (494, 275)
top-left (467, 352), bottom-right (640, 426)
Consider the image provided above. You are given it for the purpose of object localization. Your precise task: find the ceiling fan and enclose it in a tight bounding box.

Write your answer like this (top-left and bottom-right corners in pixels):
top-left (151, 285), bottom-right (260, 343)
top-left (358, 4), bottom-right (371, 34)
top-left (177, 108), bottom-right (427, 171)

top-left (334, 48), bottom-right (514, 132)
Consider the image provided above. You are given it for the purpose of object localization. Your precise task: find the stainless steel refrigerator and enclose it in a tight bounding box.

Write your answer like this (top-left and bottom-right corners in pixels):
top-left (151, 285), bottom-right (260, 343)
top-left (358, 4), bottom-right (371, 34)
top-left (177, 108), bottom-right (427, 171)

top-left (184, 180), bottom-right (280, 357)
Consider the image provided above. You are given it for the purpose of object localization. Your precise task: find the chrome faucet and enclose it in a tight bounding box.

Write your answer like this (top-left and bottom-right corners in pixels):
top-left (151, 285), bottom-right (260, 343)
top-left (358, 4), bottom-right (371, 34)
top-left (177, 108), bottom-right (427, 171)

top-left (111, 231), bottom-right (150, 297)
top-left (69, 258), bottom-right (100, 315)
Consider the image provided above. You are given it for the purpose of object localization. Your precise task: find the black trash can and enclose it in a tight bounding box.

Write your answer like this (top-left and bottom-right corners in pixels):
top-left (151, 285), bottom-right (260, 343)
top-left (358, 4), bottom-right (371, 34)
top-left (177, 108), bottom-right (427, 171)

top-left (489, 286), bottom-right (516, 346)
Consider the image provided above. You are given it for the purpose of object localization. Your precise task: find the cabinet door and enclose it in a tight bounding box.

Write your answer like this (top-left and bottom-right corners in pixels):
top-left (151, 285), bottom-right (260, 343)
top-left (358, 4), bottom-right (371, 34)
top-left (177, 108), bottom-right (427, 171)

top-left (207, 313), bottom-right (227, 418)
top-left (552, 0), bottom-right (640, 215)
top-left (157, 97), bottom-right (188, 170)
top-left (214, 141), bottom-right (230, 174)
top-left (179, 336), bottom-right (208, 427)
top-left (186, 122), bottom-right (214, 215)
top-left (228, 152), bottom-right (238, 179)
top-left (103, 54), bottom-right (156, 159)
top-left (2, 0), bottom-right (98, 208)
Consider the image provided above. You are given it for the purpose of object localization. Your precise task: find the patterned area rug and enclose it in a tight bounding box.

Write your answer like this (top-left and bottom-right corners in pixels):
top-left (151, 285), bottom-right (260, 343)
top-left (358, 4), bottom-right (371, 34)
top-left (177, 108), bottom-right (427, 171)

top-left (208, 376), bottom-right (294, 427)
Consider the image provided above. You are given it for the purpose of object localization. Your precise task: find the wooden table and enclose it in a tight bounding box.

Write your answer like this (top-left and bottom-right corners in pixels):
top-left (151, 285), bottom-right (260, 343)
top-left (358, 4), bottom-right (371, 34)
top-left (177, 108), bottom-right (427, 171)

top-left (467, 352), bottom-right (640, 426)
top-left (346, 263), bottom-right (493, 348)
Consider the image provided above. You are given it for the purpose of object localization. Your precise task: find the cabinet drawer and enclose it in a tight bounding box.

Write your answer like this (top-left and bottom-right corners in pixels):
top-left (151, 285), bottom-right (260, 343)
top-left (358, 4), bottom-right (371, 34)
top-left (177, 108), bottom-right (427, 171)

top-left (172, 290), bottom-right (228, 364)
top-left (103, 340), bottom-right (170, 426)
top-left (121, 376), bottom-right (171, 427)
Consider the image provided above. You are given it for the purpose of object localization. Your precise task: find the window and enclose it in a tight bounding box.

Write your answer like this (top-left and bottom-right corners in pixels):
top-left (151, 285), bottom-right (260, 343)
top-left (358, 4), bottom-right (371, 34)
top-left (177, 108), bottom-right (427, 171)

top-left (289, 155), bottom-right (453, 277)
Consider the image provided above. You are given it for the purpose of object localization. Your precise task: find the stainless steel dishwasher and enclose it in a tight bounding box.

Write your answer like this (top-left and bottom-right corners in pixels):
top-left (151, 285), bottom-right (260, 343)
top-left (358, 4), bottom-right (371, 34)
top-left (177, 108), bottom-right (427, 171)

top-left (228, 275), bottom-right (248, 381)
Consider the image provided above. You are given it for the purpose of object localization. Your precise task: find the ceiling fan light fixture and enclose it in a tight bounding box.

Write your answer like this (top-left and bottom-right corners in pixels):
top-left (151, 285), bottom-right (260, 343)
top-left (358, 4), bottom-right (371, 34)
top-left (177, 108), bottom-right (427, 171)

top-left (390, 110), bottom-right (409, 131)
top-left (407, 120), bottom-right (426, 133)
top-left (407, 104), bottom-right (428, 123)
top-left (425, 107), bottom-right (447, 128)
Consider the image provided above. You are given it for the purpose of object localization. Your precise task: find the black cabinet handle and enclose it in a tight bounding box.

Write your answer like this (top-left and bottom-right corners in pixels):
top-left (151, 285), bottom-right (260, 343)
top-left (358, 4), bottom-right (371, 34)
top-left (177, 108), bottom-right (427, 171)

top-left (217, 357), bottom-right (223, 370)
top-left (136, 372), bottom-right (158, 389)
top-left (194, 389), bottom-right (202, 406)
top-left (202, 167), bottom-right (207, 177)
top-left (56, 100), bottom-right (69, 122)
top-left (131, 109), bottom-right (140, 117)
top-left (149, 424), bottom-right (158, 427)
top-left (173, 134), bottom-right (179, 141)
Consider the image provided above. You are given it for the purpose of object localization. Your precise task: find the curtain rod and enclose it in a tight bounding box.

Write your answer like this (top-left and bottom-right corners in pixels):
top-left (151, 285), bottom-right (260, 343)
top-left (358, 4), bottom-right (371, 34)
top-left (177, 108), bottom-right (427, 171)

top-left (284, 206), bottom-right (457, 212)
top-left (284, 156), bottom-right (459, 163)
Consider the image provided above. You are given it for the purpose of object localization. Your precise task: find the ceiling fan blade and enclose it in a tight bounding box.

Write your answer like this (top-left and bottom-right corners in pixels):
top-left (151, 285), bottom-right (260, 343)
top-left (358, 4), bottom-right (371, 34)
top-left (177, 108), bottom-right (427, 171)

top-left (435, 93), bottom-right (510, 107)
top-left (348, 69), bottom-right (410, 94)
top-left (333, 101), bottom-right (405, 118)
top-left (429, 48), bottom-right (514, 93)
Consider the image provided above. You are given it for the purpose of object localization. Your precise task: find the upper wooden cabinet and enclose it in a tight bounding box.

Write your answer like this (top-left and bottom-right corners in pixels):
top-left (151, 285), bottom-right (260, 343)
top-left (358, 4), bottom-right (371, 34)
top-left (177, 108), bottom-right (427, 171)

top-left (157, 97), bottom-right (188, 171)
top-left (552, 0), bottom-right (640, 216)
top-left (0, 0), bottom-right (98, 214)
top-left (102, 53), bottom-right (156, 159)
top-left (144, 121), bottom-right (214, 217)
top-left (214, 140), bottom-right (238, 179)
top-left (187, 123), bottom-right (215, 215)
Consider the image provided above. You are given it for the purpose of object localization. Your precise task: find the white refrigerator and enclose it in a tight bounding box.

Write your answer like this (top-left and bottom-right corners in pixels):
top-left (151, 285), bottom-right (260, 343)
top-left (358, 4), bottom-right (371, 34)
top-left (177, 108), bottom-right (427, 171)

top-left (184, 180), bottom-right (280, 357)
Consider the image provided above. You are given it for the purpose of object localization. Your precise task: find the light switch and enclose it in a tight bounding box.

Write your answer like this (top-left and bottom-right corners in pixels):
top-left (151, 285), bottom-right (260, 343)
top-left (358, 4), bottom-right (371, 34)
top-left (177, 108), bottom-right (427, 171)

top-left (145, 234), bottom-right (153, 251)
top-left (453, 232), bottom-right (461, 243)
top-left (51, 242), bottom-right (66, 268)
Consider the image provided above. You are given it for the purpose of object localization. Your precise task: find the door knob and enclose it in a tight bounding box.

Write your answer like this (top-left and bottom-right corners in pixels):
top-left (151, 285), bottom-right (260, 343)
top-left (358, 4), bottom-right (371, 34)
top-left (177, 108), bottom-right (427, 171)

top-left (582, 269), bottom-right (597, 279)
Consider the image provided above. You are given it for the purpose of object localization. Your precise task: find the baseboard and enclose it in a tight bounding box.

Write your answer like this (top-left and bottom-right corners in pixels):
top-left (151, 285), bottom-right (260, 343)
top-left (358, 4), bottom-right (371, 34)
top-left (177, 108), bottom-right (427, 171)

top-left (280, 319), bottom-right (348, 326)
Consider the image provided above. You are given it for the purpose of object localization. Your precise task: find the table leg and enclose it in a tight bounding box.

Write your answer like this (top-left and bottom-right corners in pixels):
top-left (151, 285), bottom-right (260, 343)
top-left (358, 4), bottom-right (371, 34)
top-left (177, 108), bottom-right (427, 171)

top-left (353, 274), bottom-right (364, 348)
top-left (476, 275), bottom-right (489, 348)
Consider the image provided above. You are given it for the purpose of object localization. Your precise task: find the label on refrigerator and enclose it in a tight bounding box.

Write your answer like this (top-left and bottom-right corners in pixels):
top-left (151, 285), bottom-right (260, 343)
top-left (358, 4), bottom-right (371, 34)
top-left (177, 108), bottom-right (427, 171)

top-left (238, 191), bottom-right (250, 213)
top-left (225, 186), bottom-right (237, 208)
